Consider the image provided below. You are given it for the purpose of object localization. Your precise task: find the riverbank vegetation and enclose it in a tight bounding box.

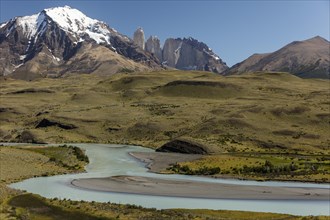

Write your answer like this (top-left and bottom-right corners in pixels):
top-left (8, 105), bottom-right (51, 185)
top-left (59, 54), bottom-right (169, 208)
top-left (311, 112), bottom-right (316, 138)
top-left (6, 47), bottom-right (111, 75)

top-left (8, 193), bottom-right (329, 220)
top-left (168, 153), bottom-right (330, 182)
top-left (26, 144), bottom-right (89, 171)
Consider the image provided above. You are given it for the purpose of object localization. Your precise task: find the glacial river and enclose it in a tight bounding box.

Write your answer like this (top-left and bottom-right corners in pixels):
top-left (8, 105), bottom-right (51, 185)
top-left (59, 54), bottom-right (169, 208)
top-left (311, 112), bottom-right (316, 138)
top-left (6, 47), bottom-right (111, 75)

top-left (6, 143), bottom-right (330, 216)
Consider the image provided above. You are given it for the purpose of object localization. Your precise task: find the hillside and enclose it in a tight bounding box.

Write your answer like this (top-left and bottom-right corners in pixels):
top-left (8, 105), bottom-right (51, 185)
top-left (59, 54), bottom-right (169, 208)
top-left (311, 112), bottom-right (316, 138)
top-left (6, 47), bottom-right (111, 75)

top-left (224, 36), bottom-right (330, 78)
top-left (0, 6), bottom-right (228, 80)
top-left (0, 71), bottom-right (329, 156)
top-left (0, 6), bottom-right (160, 79)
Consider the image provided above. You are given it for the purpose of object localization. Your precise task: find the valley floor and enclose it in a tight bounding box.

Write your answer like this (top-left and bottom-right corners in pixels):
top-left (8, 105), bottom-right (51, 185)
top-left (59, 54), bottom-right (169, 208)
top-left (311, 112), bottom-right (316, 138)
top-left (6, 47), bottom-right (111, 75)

top-left (0, 71), bottom-right (329, 219)
top-left (1, 145), bottom-right (328, 220)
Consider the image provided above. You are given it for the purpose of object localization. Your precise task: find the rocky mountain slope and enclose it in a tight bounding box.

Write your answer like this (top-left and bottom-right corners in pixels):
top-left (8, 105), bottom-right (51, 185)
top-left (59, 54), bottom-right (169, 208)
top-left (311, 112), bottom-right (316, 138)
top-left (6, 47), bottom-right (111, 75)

top-left (224, 36), bottom-right (330, 78)
top-left (0, 6), bottom-right (228, 79)
top-left (162, 37), bottom-right (228, 73)
top-left (0, 6), bottom-right (160, 79)
top-left (134, 30), bottom-right (228, 73)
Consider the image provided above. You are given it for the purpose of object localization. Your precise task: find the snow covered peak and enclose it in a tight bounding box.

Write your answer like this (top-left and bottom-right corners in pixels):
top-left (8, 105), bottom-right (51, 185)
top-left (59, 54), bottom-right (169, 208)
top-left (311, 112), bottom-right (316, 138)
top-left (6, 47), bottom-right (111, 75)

top-left (43, 6), bottom-right (98, 33)
top-left (43, 6), bottom-right (111, 44)
top-left (5, 6), bottom-right (112, 45)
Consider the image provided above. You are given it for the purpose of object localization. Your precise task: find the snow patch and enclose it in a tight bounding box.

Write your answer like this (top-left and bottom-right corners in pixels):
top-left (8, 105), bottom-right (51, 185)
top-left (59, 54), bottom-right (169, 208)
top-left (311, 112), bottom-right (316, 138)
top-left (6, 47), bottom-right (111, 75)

top-left (52, 55), bottom-right (61, 62)
top-left (203, 48), bottom-right (220, 61)
top-left (174, 42), bottom-right (182, 65)
top-left (25, 40), bottom-right (32, 52)
top-left (212, 55), bottom-right (220, 61)
top-left (0, 22), bottom-right (8, 29)
top-left (15, 63), bottom-right (24, 69)
top-left (20, 55), bottom-right (27, 60)
top-left (16, 13), bottom-right (40, 38)
top-left (85, 29), bottom-right (110, 44)
top-left (12, 63), bottom-right (24, 72)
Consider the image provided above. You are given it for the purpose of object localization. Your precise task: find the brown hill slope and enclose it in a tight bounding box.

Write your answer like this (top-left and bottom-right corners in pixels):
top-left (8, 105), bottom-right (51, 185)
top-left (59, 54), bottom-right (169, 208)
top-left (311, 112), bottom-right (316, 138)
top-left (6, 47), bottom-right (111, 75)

top-left (0, 71), bottom-right (329, 155)
top-left (224, 36), bottom-right (330, 78)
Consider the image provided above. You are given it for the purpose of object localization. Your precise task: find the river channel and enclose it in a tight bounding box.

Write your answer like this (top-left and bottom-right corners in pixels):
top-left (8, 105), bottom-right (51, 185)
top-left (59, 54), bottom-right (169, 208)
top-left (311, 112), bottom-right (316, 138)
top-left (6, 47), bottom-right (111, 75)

top-left (6, 143), bottom-right (330, 216)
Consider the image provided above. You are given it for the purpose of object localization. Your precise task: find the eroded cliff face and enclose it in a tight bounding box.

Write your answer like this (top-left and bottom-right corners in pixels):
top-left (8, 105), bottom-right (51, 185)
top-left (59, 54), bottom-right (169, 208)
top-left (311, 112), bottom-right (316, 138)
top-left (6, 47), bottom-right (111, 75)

top-left (162, 37), bottom-right (228, 73)
top-left (145, 36), bottom-right (162, 62)
top-left (133, 26), bottom-right (228, 74)
top-left (162, 38), bottom-right (183, 67)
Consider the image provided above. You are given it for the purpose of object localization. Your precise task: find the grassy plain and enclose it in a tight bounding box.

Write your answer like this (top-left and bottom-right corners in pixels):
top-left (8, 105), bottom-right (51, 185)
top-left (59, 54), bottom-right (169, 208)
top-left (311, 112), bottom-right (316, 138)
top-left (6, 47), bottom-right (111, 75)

top-left (0, 70), bottom-right (329, 182)
top-left (0, 145), bottom-right (89, 219)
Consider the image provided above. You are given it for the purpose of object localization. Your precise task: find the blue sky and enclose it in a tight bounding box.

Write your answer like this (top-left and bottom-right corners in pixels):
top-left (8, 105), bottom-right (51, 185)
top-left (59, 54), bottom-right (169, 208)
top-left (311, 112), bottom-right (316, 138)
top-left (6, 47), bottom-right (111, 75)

top-left (1, 0), bottom-right (329, 67)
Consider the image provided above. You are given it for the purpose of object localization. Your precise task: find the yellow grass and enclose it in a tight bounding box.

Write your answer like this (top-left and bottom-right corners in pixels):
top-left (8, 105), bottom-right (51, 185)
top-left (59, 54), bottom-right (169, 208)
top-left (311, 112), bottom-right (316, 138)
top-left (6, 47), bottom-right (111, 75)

top-left (0, 71), bottom-right (329, 156)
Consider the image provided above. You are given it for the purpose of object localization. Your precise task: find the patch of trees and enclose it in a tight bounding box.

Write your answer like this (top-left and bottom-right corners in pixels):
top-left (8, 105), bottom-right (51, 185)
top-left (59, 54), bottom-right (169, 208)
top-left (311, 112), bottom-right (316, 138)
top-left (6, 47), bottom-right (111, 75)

top-left (168, 163), bottom-right (220, 175)
top-left (236, 160), bottom-right (306, 175)
top-left (72, 146), bottom-right (89, 163)
top-left (60, 144), bottom-right (89, 163)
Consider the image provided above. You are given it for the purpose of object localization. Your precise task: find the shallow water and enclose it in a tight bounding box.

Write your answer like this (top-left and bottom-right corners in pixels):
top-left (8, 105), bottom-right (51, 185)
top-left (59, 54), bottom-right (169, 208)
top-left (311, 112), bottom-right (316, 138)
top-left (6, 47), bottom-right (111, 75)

top-left (6, 143), bottom-right (330, 216)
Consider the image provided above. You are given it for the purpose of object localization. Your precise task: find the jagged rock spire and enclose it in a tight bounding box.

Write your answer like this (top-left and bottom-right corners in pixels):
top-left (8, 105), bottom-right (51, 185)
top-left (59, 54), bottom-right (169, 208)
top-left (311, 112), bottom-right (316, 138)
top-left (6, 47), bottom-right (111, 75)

top-left (145, 36), bottom-right (162, 62)
top-left (133, 27), bottom-right (145, 50)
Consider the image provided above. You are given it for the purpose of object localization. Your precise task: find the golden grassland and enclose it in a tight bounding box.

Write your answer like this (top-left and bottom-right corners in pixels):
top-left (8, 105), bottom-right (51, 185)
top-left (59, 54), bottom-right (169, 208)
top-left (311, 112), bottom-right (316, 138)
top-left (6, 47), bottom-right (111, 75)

top-left (0, 145), bottom-right (327, 220)
top-left (0, 70), bottom-right (329, 182)
top-left (0, 145), bottom-right (88, 219)
top-left (0, 71), bottom-right (329, 153)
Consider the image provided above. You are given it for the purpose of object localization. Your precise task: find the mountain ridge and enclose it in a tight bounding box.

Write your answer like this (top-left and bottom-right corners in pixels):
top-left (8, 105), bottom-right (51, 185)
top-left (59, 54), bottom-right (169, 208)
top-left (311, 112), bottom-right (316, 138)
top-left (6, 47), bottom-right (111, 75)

top-left (0, 6), bottom-right (328, 79)
top-left (0, 6), bottom-right (161, 79)
top-left (0, 6), bottom-right (227, 79)
top-left (224, 36), bottom-right (330, 78)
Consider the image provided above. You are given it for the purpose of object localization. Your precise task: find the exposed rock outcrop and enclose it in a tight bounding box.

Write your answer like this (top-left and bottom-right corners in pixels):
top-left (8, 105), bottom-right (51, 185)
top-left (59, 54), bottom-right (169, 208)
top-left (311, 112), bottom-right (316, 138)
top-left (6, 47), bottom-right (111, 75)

top-left (36, 118), bottom-right (77, 130)
top-left (145, 36), bottom-right (162, 62)
top-left (133, 27), bottom-right (145, 50)
top-left (0, 6), bottom-right (160, 78)
top-left (156, 139), bottom-right (209, 154)
top-left (162, 37), bottom-right (228, 73)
